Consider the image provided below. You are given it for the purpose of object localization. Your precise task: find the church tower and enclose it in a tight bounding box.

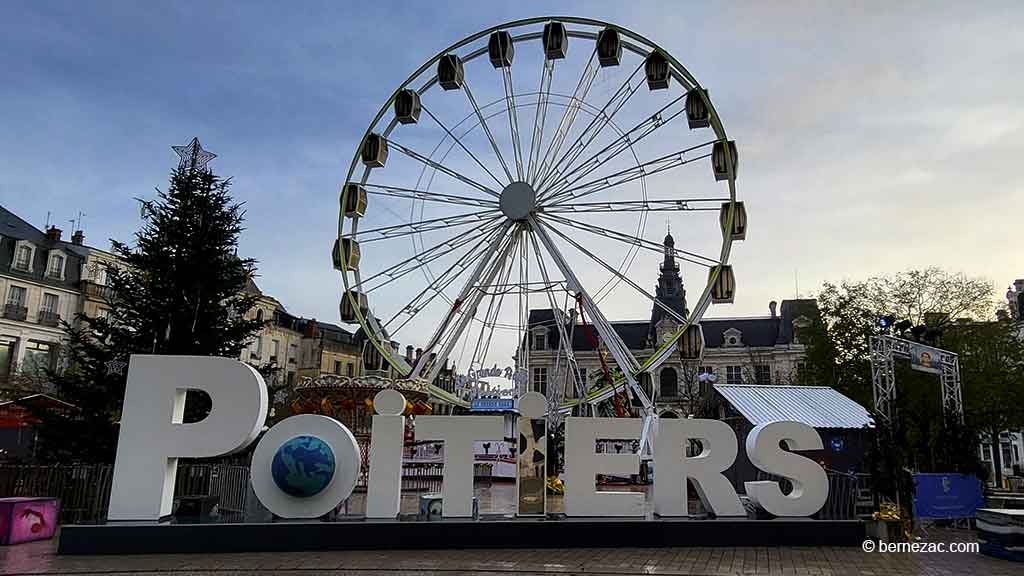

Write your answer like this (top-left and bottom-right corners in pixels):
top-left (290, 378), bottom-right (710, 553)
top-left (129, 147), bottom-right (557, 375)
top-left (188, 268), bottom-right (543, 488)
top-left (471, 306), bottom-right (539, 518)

top-left (649, 229), bottom-right (689, 345)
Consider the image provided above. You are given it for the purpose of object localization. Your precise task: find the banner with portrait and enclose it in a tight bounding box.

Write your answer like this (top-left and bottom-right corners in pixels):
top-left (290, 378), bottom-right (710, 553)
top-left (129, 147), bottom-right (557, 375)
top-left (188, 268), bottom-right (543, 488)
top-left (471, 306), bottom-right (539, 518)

top-left (909, 343), bottom-right (942, 374)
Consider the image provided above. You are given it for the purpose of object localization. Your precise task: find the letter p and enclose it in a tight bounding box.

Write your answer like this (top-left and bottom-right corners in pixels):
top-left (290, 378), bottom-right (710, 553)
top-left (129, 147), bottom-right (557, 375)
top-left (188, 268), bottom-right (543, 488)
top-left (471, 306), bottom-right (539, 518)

top-left (108, 356), bottom-right (267, 521)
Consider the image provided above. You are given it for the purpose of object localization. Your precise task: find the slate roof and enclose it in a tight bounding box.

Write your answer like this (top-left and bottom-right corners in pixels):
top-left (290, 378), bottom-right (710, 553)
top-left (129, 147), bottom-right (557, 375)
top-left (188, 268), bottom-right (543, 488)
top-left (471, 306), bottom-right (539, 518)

top-left (0, 205), bottom-right (91, 290)
top-left (528, 303), bottom-right (816, 352)
top-left (714, 385), bottom-right (873, 429)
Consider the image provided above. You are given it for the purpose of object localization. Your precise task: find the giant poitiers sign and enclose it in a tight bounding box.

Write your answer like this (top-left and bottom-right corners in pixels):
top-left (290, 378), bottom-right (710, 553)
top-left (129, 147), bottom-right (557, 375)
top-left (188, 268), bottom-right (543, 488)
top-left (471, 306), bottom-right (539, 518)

top-left (108, 356), bottom-right (829, 520)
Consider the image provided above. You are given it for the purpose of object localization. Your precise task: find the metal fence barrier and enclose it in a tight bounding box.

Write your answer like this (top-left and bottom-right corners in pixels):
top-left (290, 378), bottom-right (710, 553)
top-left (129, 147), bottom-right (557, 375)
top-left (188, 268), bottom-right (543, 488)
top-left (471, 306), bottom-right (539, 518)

top-left (753, 468), bottom-right (866, 520)
top-left (0, 461), bottom-right (455, 524)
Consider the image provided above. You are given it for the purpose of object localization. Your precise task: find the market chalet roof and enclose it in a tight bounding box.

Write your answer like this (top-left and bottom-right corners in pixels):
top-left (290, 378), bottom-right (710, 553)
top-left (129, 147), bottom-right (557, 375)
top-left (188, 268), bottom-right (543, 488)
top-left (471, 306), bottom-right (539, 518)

top-left (714, 384), bottom-right (873, 429)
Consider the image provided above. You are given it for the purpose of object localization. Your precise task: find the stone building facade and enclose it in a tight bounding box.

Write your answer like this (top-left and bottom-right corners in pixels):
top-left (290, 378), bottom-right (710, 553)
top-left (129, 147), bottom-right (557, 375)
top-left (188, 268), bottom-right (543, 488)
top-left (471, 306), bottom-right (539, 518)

top-left (525, 232), bottom-right (818, 417)
top-left (0, 206), bottom-right (121, 391)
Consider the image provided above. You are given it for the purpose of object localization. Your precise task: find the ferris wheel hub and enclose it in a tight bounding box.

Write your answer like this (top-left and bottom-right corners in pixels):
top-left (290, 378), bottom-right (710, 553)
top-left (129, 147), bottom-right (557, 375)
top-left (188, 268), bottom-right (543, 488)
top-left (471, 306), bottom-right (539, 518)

top-left (499, 181), bottom-right (537, 221)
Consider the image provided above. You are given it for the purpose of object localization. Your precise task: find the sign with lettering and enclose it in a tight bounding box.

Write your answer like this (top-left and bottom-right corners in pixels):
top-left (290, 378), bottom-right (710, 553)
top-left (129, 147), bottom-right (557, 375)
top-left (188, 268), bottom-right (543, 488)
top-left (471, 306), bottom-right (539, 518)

top-left (108, 356), bottom-right (830, 522)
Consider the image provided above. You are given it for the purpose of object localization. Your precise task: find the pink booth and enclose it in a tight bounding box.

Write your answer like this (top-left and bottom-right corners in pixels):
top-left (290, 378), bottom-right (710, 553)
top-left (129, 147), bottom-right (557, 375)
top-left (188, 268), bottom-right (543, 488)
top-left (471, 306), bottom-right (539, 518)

top-left (0, 497), bottom-right (60, 545)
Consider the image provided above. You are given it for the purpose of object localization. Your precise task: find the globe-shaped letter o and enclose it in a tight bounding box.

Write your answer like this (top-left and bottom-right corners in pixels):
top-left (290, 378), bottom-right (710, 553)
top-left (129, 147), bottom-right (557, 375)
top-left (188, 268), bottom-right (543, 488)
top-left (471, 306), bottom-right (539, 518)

top-left (250, 414), bottom-right (360, 518)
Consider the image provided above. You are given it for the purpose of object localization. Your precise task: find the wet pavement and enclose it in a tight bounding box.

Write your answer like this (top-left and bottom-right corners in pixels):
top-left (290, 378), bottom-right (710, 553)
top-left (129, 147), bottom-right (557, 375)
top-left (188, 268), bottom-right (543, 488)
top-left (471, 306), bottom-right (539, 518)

top-left (1, 484), bottom-right (1019, 575)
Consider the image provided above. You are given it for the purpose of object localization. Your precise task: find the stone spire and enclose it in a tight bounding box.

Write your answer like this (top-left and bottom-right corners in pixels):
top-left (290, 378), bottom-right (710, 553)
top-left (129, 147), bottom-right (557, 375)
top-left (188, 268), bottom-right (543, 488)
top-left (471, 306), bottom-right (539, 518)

top-left (649, 229), bottom-right (689, 344)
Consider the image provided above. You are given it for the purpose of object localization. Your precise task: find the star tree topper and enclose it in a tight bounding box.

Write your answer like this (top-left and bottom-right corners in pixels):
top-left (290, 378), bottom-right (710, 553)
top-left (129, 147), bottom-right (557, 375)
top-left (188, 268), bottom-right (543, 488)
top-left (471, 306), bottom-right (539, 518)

top-left (172, 137), bottom-right (217, 171)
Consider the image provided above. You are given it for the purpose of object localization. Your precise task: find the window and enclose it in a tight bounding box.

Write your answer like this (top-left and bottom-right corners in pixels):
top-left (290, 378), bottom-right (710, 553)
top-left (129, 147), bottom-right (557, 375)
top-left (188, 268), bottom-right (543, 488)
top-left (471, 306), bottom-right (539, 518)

top-left (533, 331), bottom-right (546, 350)
top-left (22, 341), bottom-right (54, 376)
top-left (41, 293), bottom-right (58, 314)
top-left (346, 363), bottom-right (354, 377)
top-left (271, 339), bottom-right (280, 361)
top-left (660, 367), bottom-right (678, 398)
top-left (0, 337), bottom-right (14, 379)
top-left (47, 254), bottom-right (65, 279)
top-left (532, 367), bottom-right (547, 395)
top-left (334, 360), bottom-right (342, 375)
top-left (726, 365), bottom-right (742, 385)
top-left (754, 364), bottom-right (771, 385)
top-left (698, 366), bottom-right (715, 395)
top-left (256, 309), bottom-right (264, 322)
top-left (288, 343), bottom-right (297, 364)
top-left (252, 337), bottom-right (263, 359)
top-left (14, 245), bottom-right (32, 271)
top-left (286, 372), bottom-right (295, 386)
top-left (95, 265), bottom-right (108, 285)
top-left (7, 286), bottom-right (26, 307)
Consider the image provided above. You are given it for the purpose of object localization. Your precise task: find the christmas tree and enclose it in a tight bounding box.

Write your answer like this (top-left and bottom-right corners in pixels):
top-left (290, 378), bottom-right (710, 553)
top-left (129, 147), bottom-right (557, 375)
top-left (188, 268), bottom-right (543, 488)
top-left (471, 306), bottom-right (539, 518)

top-left (35, 140), bottom-right (266, 462)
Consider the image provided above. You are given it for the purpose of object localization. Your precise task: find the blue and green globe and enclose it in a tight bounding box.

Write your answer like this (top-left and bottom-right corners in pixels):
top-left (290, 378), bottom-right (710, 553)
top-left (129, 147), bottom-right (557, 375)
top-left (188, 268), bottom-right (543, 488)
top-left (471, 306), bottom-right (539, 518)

top-left (271, 435), bottom-right (335, 498)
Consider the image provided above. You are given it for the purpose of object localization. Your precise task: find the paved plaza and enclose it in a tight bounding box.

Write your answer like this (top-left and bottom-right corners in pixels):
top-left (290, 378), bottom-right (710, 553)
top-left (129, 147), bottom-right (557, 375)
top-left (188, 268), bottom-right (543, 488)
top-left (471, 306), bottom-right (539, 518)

top-left (3, 484), bottom-right (1018, 575)
top-left (0, 530), bottom-right (1018, 576)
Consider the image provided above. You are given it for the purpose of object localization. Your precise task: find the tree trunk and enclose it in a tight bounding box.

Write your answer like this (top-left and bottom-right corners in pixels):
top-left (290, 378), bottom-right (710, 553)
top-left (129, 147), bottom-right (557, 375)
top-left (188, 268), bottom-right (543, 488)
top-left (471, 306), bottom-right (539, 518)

top-left (990, 429), bottom-right (1003, 488)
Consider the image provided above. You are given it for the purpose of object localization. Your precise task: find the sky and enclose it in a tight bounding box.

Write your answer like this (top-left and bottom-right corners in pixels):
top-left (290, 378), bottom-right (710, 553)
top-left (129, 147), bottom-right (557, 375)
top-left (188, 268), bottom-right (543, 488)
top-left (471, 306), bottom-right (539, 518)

top-left (2, 1), bottom-right (1022, 350)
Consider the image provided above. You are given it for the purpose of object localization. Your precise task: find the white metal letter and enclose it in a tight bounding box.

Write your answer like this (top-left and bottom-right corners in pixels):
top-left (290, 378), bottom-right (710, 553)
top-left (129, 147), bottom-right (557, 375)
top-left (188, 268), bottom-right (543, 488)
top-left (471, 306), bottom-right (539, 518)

top-left (108, 356), bottom-right (267, 521)
top-left (744, 421), bottom-right (829, 517)
top-left (415, 415), bottom-right (504, 517)
top-left (366, 390), bottom-right (407, 518)
top-left (564, 417), bottom-right (644, 517)
top-left (653, 418), bottom-right (745, 517)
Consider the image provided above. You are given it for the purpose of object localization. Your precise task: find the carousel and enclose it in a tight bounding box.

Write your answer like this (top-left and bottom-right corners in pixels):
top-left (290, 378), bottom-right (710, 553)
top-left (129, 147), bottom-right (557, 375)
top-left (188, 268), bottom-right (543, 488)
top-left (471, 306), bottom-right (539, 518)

top-left (281, 341), bottom-right (437, 483)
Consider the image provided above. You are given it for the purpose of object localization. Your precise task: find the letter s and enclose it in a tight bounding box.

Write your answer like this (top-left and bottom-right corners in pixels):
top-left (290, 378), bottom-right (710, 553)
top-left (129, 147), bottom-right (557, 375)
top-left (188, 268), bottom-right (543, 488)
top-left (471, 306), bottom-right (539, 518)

top-left (743, 421), bottom-right (828, 517)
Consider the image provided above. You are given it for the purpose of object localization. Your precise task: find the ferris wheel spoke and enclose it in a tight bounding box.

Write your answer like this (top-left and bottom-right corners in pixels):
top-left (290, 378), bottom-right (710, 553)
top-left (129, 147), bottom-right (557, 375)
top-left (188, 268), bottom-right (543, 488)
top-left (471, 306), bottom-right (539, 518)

top-left (468, 229), bottom-right (521, 371)
top-left (348, 209), bottom-right (500, 243)
top-left (543, 140), bottom-right (717, 206)
top-left (422, 228), bottom-right (520, 383)
top-left (364, 183), bottom-right (499, 208)
top-left (539, 213), bottom-right (720, 268)
top-left (357, 217), bottom-right (504, 294)
top-left (408, 221), bottom-right (516, 380)
top-left (538, 218), bottom-right (688, 326)
top-left (462, 80), bottom-right (515, 184)
top-left (526, 58), bottom-right (554, 185)
top-left (540, 93), bottom-right (688, 199)
top-left (420, 104), bottom-right (506, 189)
top-left (541, 198), bottom-right (727, 214)
top-left (524, 58), bottom-right (557, 183)
top-left (383, 223), bottom-right (507, 332)
top-left (384, 137), bottom-right (500, 198)
top-left (526, 231), bottom-right (587, 400)
top-left (500, 66), bottom-right (525, 181)
top-left (534, 59), bottom-right (644, 192)
top-left (531, 50), bottom-right (600, 189)
top-left (528, 215), bottom-right (650, 410)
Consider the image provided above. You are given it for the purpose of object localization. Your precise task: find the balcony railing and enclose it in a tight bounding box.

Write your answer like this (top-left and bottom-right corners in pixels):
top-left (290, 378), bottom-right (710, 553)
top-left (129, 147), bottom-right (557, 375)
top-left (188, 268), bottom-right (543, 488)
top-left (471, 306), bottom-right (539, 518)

top-left (81, 280), bottom-right (114, 301)
top-left (3, 304), bottom-right (28, 321)
top-left (38, 310), bottom-right (61, 327)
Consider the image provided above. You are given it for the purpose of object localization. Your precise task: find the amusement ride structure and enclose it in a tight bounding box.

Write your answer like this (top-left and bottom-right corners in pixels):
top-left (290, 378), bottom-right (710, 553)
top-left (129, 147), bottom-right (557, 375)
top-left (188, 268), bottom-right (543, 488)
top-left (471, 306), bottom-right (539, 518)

top-left (332, 17), bottom-right (746, 451)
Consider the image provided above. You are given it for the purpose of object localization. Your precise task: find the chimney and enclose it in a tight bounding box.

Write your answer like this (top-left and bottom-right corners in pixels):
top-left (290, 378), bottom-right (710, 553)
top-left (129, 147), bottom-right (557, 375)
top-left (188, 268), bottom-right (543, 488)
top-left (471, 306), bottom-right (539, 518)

top-left (405, 345), bottom-right (414, 361)
top-left (45, 226), bottom-right (62, 242)
top-left (71, 230), bottom-right (85, 245)
top-left (415, 348), bottom-right (423, 361)
top-left (769, 301), bottom-right (778, 318)
top-left (303, 319), bottom-right (319, 338)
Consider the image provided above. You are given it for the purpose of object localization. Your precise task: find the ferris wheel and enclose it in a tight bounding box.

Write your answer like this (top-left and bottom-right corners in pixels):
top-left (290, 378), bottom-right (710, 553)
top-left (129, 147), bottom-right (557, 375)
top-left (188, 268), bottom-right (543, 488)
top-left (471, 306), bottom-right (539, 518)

top-left (335, 17), bottom-right (746, 419)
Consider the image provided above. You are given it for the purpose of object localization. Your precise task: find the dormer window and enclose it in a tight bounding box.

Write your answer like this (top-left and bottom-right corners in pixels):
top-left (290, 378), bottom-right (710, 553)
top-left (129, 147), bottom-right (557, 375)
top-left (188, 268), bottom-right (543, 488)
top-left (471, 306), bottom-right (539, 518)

top-left (723, 327), bottom-right (743, 347)
top-left (533, 330), bottom-right (546, 351)
top-left (13, 243), bottom-right (33, 272)
top-left (47, 253), bottom-right (65, 280)
top-left (792, 315), bottom-right (811, 344)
